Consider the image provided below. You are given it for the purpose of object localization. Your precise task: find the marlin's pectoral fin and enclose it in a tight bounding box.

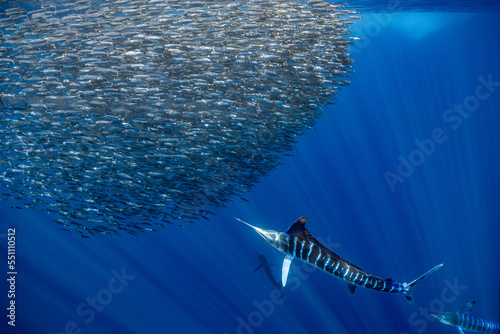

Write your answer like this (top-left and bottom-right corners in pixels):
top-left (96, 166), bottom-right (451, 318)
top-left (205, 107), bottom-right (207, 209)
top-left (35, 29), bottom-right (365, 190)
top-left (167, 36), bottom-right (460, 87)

top-left (457, 328), bottom-right (464, 334)
top-left (282, 255), bottom-right (293, 287)
top-left (253, 264), bottom-right (262, 273)
top-left (347, 283), bottom-right (357, 294)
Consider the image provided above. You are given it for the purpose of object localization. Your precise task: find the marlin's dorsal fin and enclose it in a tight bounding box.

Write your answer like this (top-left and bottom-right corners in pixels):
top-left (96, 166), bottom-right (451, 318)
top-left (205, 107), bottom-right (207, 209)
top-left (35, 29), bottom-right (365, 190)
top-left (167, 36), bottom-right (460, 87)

top-left (285, 217), bottom-right (314, 240)
top-left (282, 254), bottom-right (293, 287)
top-left (458, 301), bottom-right (476, 313)
top-left (285, 217), bottom-right (331, 254)
top-left (286, 217), bottom-right (307, 237)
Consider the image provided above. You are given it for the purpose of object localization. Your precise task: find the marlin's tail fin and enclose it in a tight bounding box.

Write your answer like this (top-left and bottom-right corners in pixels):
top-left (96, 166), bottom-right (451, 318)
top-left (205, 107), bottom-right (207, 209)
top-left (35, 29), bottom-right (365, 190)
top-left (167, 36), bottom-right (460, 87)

top-left (403, 263), bottom-right (444, 305)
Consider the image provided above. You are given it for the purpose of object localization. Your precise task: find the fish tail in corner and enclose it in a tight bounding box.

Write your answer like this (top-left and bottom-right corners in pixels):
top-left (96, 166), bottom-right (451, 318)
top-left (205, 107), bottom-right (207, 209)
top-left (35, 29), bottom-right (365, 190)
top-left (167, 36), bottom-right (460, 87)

top-left (403, 263), bottom-right (444, 305)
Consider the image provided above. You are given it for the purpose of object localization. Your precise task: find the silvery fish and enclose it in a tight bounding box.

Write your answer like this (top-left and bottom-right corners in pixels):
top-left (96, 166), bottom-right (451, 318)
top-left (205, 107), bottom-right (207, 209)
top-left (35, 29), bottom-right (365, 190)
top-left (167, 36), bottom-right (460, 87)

top-left (0, 0), bottom-right (358, 236)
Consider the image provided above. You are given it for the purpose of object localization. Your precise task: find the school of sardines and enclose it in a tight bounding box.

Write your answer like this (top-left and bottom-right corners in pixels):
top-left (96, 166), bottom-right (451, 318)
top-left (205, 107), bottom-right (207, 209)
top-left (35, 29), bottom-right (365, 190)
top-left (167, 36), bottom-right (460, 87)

top-left (0, 0), bottom-right (357, 236)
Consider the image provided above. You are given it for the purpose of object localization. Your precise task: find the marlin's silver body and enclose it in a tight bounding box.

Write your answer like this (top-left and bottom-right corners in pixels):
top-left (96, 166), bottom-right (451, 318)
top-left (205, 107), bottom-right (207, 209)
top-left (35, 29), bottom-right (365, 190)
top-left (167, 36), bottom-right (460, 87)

top-left (432, 301), bottom-right (500, 333)
top-left (236, 216), bottom-right (443, 305)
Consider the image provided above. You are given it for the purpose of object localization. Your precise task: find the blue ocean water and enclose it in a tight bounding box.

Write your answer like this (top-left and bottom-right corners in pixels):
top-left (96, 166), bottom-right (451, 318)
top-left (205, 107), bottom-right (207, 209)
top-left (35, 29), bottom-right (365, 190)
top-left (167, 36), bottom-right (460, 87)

top-left (1, 3), bottom-right (500, 334)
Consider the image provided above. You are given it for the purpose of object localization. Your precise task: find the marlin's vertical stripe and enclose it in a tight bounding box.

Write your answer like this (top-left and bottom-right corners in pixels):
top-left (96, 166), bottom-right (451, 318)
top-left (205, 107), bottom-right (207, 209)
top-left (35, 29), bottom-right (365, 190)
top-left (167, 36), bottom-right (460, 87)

top-left (235, 216), bottom-right (444, 305)
top-left (432, 300), bottom-right (500, 333)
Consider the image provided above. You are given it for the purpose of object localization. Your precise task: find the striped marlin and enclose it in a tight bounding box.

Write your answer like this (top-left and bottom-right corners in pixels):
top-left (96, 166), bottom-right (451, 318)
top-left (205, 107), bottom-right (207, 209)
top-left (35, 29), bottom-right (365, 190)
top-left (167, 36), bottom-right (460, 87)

top-left (253, 250), bottom-right (286, 302)
top-left (236, 216), bottom-right (443, 305)
top-left (431, 301), bottom-right (500, 333)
